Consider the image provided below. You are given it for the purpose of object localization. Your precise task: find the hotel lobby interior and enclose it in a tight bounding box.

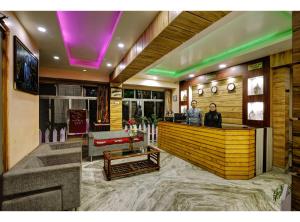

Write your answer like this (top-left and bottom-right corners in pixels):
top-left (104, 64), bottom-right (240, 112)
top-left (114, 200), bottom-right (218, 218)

top-left (0, 9), bottom-right (300, 213)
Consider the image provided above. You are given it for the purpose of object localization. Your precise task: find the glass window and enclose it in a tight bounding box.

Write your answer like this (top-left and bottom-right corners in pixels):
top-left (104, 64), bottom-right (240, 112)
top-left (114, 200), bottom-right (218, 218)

top-left (84, 87), bottom-right (98, 97)
top-left (155, 102), bottom-right (165, 118)
top-left (144, 101), bottom-right (154, 118)
top-left (71, 99), bottom-right (86, 110)
top-left (54, 99), bottom-right (69, 124)
top-left (136, 90), bottom-right (151, 99)
top-left (122, 101), bottom-right (129, 126)
top-left (39, 83), bottom-right (56, 95)
top-left (123, 89), bottom-right (135, 98)
top-left (58, 85), bottom-right (82, 96)
top-left (152, 91), bottom-right (164, 99)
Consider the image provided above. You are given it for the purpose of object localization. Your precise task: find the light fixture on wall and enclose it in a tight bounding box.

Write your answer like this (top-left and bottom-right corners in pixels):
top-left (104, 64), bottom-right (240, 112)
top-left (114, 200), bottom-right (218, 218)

top-left (53, 56), bottom-right (60, 60)
top-left (227, 83), bottom-right (236, 92)
top-left (37, 26), bottom-right (47, 33)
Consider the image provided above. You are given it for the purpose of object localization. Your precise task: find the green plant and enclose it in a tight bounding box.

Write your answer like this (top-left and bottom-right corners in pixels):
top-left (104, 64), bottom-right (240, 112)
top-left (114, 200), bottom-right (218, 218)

top-left (142, 114), bottom-right (162, 127)
top-left (272, 184), bottom-right (291, 202)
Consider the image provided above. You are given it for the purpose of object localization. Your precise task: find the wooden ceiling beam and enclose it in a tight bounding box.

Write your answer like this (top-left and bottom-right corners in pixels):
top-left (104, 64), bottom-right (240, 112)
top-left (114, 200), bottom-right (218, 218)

top-left (110, 11), bottom-right (230, 83)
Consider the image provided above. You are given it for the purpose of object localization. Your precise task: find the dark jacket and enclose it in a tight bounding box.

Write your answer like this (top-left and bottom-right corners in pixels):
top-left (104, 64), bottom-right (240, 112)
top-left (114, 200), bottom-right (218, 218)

top-left (204, 111), bottom-right (222, 128)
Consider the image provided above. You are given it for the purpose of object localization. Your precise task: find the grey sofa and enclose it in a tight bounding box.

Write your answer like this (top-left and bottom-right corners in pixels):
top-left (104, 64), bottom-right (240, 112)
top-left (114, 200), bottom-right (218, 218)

top-left (88, 130), bottom-right (148, 161)
top-left (1, 141), bottom-right (82, 211)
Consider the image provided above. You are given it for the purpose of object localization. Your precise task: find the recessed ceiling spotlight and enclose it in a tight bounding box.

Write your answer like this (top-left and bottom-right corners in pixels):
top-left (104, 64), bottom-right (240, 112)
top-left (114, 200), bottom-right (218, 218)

top-left (118, 43), bottom-right (125, 48)
top-left (37, 26), bottom-right (47, 33)
top-left (189, 74), bottom-right (195, 78)
top-left (106, 63), bottom-right (112, 67)
top-left (83, 69), bottom-right (87, 72)
top-left (219, 64), bottom-right (227, 69)
top-left (120, 64), bottom-right (125, 69)
top-left (53, 56), bottom-right (60, 60)
top-left (153, 76), bottom-right (158, 80)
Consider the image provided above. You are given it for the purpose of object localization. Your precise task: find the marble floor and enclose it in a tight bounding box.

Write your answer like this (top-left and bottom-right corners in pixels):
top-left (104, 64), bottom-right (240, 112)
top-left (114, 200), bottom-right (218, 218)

top-left (79, 149), bottom-right (291, 211)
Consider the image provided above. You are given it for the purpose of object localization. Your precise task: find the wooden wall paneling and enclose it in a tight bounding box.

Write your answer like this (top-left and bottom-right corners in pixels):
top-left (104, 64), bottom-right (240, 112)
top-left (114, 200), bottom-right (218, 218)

top-left (292, 11), bottom-right (300, 211)
top-left (271, 67), bottom-right (290, 168)
top-left (110, 99), bottom-right (122, 131)
top-left (270, 50), bottom-right (292, 68)
top-left (192, 76), bottom-right (243, 125)
top-left (293, 29), bottom-right (300, 64)
top-left (111, 11), bottom-right (229, 83)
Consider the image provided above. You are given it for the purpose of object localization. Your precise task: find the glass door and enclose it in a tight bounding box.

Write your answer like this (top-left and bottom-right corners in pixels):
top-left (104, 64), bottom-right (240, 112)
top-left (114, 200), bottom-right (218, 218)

top-left (144, 101), bottom-right (155, 118)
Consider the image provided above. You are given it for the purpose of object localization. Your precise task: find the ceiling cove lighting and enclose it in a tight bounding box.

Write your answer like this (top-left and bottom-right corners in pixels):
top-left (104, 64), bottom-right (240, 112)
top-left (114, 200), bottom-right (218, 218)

top-left (53, 56), bottom-right (60, 60)
top-left (56, 11), bottom-right (122, 69)
top-left (37, 26), bottom-right (47, 32)
top-left (147, 29), bottom-right (292, 78)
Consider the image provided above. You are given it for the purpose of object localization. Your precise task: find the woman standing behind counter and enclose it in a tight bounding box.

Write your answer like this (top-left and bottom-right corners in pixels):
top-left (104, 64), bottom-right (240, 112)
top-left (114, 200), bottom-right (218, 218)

top-left (204, 103), bottom-right (222, 128)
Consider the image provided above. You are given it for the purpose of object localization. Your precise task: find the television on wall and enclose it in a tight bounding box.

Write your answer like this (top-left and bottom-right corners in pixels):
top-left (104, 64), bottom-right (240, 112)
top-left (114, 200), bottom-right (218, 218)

top-left (14, 36), bottom-right (39, 95)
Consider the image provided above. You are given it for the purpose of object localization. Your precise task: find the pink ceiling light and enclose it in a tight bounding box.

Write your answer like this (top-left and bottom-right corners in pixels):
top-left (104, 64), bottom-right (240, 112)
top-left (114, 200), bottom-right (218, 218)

top-left (56, 11), bottom-right (122, 69)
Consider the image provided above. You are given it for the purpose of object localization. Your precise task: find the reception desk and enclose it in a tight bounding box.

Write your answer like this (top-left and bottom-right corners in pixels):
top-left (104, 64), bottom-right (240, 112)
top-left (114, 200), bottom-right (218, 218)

top-left (157, 122), bottom-right (255, 180)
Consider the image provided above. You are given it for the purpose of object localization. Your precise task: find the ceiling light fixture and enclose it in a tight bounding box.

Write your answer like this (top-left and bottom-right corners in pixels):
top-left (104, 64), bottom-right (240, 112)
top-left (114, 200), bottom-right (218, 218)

top-left (37, 26), bottom-right (47, 32)
top-left (219, 64), bottom-right (227, 69)
top-left (53, 56), bottom-right (60, 60)
top-left (83, 69), bottom-right (87, 72)
top-left (106, 63), bottom-right (112, 67)
top-left (120, 64), bottom-right (125, 69)
top-left (118, 42), bottom-right (125, 48)
top-left (189, 74), bottom-right (195, 78)
top-left (153, 76), bottom-right (158, 80)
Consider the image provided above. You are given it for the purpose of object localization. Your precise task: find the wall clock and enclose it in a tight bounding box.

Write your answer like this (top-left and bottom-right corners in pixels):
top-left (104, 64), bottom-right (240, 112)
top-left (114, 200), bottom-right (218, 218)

top-left (198, 88), bottom-right (203, 96)
top-left (211, 86), bottom-right (218, 94)
top-left (227, 83), bottom-right (235, 92)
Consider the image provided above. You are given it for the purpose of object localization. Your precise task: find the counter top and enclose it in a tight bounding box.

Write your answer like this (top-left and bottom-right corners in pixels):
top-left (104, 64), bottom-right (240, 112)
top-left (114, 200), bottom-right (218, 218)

top-left (158, 121), bottom-right (255, 180)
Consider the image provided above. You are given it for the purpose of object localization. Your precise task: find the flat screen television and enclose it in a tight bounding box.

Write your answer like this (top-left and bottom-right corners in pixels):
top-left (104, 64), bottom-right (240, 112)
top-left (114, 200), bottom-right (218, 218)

top-left (14, 36), bottom-right (39, 95)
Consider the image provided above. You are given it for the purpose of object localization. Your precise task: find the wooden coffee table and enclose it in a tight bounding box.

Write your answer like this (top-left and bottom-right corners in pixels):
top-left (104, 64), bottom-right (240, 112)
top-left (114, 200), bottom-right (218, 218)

top-left (103, 146), bottom-right (160, 180)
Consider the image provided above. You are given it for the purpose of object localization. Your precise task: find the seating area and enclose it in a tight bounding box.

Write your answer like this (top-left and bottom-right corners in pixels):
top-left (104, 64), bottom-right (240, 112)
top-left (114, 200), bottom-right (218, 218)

top-left (1, 4), bottom-right (300, 218)
top-left (1, 142), bottom-right (82, 211)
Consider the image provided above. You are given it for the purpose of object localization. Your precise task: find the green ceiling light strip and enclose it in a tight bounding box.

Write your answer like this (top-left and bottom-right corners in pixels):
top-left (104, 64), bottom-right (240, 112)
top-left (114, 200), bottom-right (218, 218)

top-left (173, 28), bottom-right (292, 77)
top-left (146, 11), bottom-right (292, 78)
top-left (146, 68), bottom-right (176, 77)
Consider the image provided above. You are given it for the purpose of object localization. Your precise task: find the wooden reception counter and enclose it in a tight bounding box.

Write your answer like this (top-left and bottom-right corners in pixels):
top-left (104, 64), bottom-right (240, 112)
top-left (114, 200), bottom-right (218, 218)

top-left (157, 122), bottom-right (255, 180)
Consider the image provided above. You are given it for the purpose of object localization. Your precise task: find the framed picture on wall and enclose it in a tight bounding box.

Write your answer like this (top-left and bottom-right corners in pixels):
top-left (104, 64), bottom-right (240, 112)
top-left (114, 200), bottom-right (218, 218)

top-left (14, 36), bottom-right (39, 95)
top-left (110, 87), bottom-right (122, 99)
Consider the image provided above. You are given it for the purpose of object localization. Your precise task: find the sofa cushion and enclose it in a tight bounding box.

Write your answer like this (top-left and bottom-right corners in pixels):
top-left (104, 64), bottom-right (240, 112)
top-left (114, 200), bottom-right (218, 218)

top-left (94, 136), bottom-right (144, 147)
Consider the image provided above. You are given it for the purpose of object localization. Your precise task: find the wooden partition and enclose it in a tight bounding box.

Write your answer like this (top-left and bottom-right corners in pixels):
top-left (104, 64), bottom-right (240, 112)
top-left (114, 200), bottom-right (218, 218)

top-left (292, 11), bottom-right (300, 211)
top-left (110, 99), bottom-right (122, 130)
top-left (192, 76), bottom-right (243, 125)
top-left (158, 122), bottom-right (255, 180)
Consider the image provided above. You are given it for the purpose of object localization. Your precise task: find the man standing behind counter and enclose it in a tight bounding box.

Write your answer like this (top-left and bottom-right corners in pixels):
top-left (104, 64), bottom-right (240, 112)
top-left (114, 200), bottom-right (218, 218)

top-left (186, 100), bottom-right (202, 126)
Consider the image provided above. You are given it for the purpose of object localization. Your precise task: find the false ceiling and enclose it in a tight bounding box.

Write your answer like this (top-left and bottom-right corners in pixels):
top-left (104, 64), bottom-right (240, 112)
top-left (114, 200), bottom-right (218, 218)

top-left (138, 11), bottom-right (292, 81)
top-left (14, 11), bottom-right (158, 77)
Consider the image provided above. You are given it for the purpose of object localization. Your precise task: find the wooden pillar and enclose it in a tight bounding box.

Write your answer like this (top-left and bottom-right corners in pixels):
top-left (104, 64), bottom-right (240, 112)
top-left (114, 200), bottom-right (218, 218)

top-left (292, 11), bottom-right (300, 211)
